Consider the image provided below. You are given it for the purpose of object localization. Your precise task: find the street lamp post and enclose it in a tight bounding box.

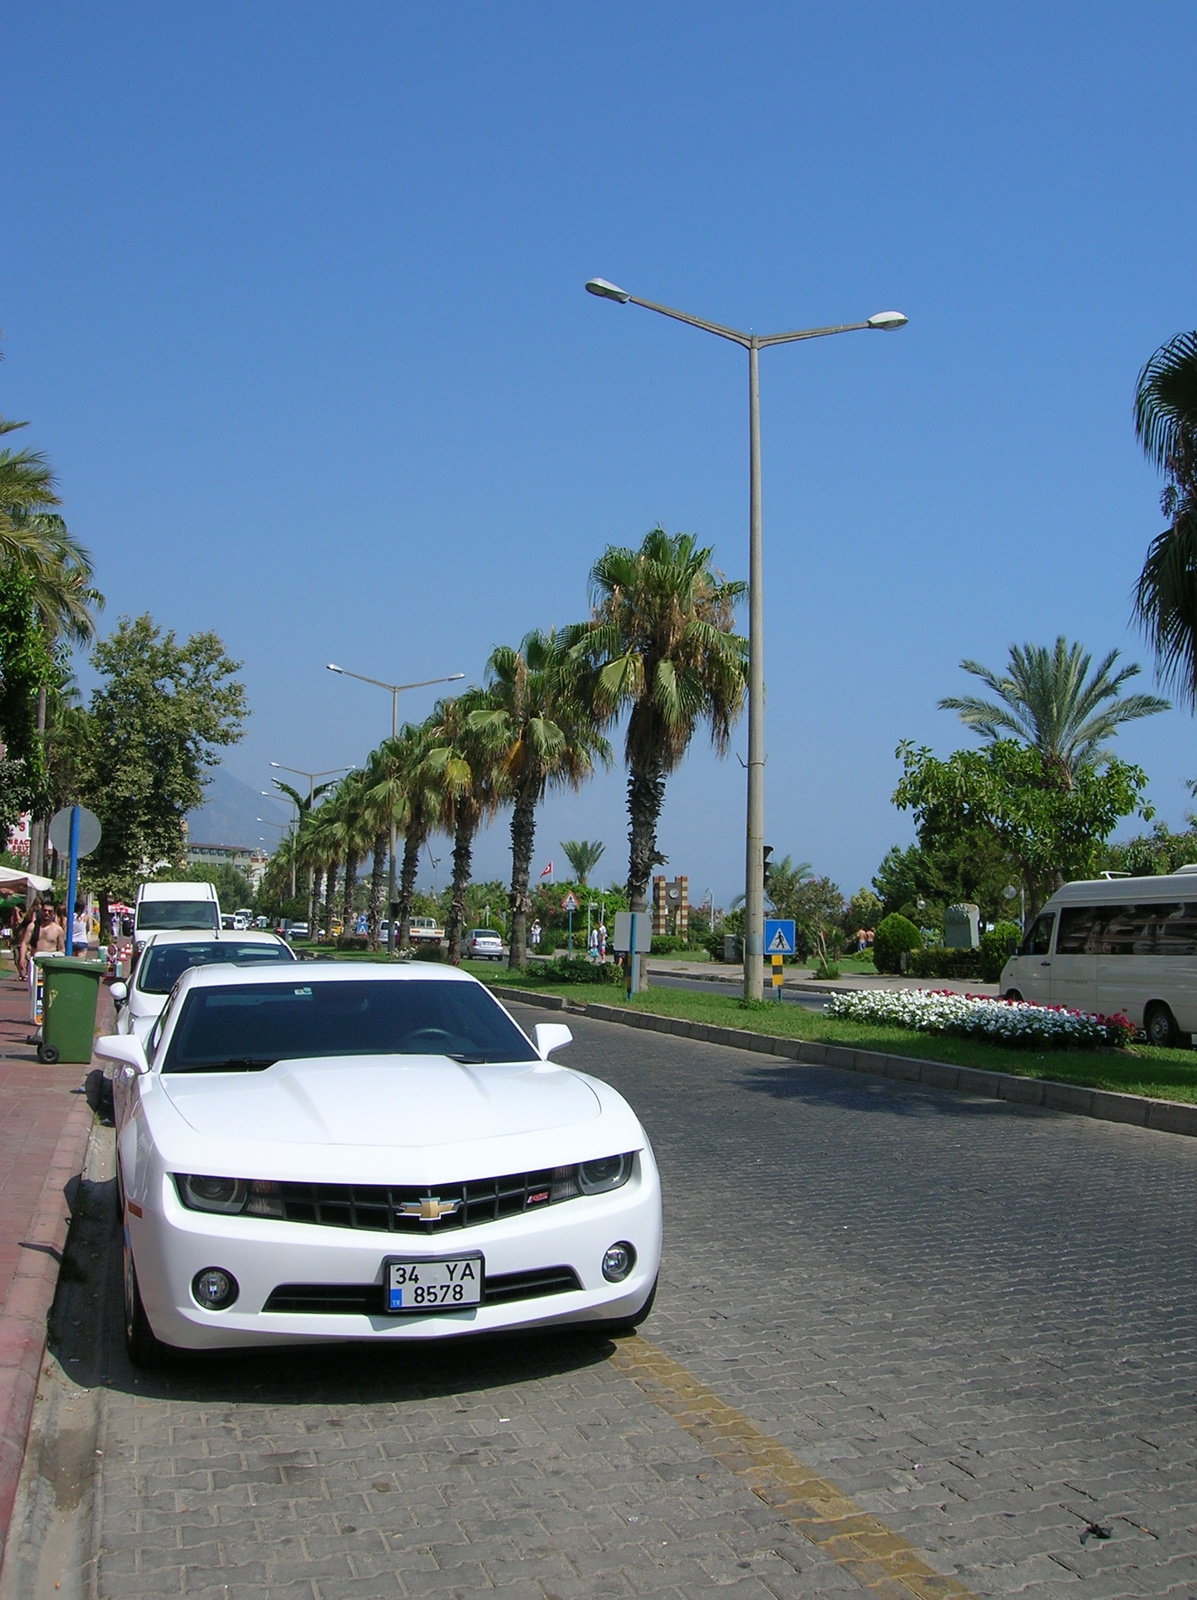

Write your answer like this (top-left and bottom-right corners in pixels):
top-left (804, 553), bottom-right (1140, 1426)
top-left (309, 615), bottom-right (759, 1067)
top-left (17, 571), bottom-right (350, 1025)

top-left (585, 278), bottom-right (907, 999)
top-left (269, 761), bottom-right (353, 932)
top-left (326, 664), bottom-right (464, 954)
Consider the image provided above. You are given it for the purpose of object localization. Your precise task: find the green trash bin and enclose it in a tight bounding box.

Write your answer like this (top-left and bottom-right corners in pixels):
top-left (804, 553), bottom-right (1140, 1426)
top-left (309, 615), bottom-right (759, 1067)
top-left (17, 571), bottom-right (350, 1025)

top-left (34, 954), bottom-right (107, 1064)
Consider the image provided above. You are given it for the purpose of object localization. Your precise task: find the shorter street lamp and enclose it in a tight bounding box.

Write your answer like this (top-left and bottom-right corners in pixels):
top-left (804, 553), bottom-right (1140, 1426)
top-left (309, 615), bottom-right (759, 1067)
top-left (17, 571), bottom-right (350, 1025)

top-left (325, 663), bottom-right (465, 953)
top-left (269, 761), bottom-right (353, 929)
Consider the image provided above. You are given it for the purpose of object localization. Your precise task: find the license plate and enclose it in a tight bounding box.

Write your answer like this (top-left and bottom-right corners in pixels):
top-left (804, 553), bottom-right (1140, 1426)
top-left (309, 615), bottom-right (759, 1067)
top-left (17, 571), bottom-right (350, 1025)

top-left (384, 1254), bottom-right (483, 1313)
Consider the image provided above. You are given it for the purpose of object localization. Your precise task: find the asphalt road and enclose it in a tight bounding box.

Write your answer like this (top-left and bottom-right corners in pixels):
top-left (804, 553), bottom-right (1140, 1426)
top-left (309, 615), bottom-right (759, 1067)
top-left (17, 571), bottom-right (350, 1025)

top-left (648, 971), bottom-right (829, 1010)
top-left (7, 1006), bottom-right (1197, 1600)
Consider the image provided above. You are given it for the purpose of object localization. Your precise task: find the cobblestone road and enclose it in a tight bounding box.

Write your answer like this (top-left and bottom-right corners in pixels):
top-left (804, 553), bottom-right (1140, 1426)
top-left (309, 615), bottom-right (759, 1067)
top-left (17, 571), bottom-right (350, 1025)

top-left (8, 1004), bottom-right (1197, 1599)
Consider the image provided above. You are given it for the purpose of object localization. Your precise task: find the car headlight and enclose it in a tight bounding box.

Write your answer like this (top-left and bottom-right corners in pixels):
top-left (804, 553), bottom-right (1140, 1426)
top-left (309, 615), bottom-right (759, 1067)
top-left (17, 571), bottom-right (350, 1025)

top-left (550, 1153), bottom-right (634, 1200)
top-left (176, 1176), bottom-right (285, 1218)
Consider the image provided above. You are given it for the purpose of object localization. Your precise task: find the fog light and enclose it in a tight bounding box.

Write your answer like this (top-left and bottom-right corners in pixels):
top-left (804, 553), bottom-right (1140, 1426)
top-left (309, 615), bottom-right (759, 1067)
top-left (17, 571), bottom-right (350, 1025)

top-left (602, 1242), bottom-right (635, 1282)
top-left (192, 1267), bottom-right (239, 1310)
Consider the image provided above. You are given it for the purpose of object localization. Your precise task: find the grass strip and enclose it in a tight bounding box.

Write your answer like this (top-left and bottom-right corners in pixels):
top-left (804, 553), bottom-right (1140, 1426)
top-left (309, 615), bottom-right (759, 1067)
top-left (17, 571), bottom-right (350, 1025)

top-left (462, 961), bottom-right (1197, 1104)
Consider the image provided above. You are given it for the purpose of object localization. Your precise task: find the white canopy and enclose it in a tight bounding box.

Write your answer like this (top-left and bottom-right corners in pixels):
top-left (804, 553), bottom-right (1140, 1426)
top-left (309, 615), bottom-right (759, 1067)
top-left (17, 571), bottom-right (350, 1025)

top-left (0, 864), bottom-right (54, 894)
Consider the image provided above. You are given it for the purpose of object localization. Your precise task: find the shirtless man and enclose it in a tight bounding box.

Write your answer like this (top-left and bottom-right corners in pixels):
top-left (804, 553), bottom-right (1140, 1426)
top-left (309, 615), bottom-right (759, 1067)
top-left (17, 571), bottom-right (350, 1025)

top-left (21, 904), bottom-right (65, 1021)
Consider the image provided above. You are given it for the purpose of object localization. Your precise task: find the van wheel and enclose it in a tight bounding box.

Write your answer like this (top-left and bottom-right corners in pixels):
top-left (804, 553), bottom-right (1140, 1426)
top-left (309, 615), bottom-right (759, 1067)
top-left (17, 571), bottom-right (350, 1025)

top-left (1144, 1003), bottom-right (1179, 1049)
top-left (1004, 990), bottom-right (1023, 1003)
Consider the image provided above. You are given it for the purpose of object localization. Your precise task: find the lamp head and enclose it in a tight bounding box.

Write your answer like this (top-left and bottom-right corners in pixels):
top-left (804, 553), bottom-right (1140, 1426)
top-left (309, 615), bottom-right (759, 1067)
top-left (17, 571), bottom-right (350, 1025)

top-left (866, 311), bottom-right (908, 331)
top-left (585, 278), bottom-right (631, 304)
top-left (269, 761), bottom-right (281, 769)
top-left (448, 673), bottom-right (466, 682)
top-left (326, 663), bottom-right (343, 673)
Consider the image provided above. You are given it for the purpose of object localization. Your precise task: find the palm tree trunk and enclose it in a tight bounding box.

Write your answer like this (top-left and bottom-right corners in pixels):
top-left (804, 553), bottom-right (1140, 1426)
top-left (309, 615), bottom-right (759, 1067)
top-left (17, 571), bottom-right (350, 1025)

top-left (626, 758), bottom-right (666, 991)
top-left (396, 829), bottom-right (422, 952)
top-left (324, 860), bottom-right (339, 943)
top-left (341, 848), bottom-right (359, 939)
top-left (507, 776), bottom-right (538, 970)
top-left (310, 865), bottom-right (324, 936)
top-left (367, 831), bottom-right (387, 950)
top-left (446, 810), bottom-right (477, 966)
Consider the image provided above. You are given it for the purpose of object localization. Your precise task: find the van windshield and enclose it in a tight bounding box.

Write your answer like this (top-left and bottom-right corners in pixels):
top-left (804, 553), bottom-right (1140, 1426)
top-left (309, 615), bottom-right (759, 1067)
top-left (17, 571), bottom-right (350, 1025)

top-left (137, 901), bottom-right (220, 932)
top-left (161, 979), bottom-right (539, 1071)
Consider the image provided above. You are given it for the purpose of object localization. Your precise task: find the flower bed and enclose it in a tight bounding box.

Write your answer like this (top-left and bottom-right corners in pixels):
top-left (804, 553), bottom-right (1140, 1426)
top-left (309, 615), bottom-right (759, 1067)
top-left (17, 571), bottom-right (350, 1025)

top-left (827, 988), bottom-right (1134, 1050)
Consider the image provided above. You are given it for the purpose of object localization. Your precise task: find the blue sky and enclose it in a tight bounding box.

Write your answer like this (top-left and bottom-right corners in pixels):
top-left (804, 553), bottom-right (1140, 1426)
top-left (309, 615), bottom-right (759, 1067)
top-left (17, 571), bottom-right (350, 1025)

top-left (3, 3), bottom-right (1195, 903)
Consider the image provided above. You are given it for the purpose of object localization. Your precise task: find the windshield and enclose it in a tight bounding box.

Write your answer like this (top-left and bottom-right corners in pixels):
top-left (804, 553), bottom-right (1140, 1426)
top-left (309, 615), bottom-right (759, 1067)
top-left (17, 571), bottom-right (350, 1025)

top-left (137, 900), bottom-right (219, 932)
top-left (161, 979), bottom-right (539, 1072)
top-left (137, 940), bottom-right (295, 996)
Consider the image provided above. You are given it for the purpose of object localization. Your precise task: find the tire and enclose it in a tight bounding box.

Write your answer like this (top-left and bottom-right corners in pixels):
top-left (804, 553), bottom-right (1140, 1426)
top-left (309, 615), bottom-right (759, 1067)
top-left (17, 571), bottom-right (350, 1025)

top-left (36, 1043), bottom-right (59, 1063)
top-left (123, 1229), bottom-right (170, 1368)
top-left (1144, 1002), bottom-right (1179, 1049)
top-left (1003, 990), bottom-right (1023, 1003)
top-left (580, 1276), bottom-right (658, 1339)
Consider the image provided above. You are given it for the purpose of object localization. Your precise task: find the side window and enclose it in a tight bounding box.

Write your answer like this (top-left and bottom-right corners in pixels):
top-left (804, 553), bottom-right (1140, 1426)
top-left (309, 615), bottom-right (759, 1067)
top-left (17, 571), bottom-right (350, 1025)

top-left (1056, 906), bottom-right (1099, 954)
top-left (1157, 902), bottom-right (1197, 955)
top-left (1094, 904), bottom-right (1158, 956)
top-left (1021, 913), bottom-right (1056, 956)
top-left (149, 981), bottom-right (184, 1061)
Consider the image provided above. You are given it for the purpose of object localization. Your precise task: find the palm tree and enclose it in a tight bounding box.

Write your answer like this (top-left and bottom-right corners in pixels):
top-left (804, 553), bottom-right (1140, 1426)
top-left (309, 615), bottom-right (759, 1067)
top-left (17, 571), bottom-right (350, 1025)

top-left (470, 632), bottom-right (609, 968)
top-left (560, 839), bottom-right (605, 887)
top-left (569, 528), bottom-right (747, 945)
top-left (360, 743), bottom-right (394, 950)
top-left (422, 689), bottom-right (505, 963)
top-left (337, 771), bottom-right (373, 938)
top-left (0, 415), bottom-right (60, 566)
top-left (271, 776), bottom-right (336, 918)
top-left (938, 638), bottom-right (1169, 787)
top-left (1132, 331), bottom-right (1197, 708)
top-left (369, 721), bottom-right (436, 953)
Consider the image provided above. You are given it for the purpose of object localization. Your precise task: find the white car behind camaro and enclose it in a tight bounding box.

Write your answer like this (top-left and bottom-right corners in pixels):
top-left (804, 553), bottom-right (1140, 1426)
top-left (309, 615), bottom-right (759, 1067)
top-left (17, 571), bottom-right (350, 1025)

top-left (96, 963), bottom-right (661, 1364)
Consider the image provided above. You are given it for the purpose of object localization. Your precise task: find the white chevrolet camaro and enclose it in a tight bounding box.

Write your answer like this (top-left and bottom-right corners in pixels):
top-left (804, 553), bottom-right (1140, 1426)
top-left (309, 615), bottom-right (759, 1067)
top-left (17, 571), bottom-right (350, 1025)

top-left (96, 962), bottom-right (661, 1365)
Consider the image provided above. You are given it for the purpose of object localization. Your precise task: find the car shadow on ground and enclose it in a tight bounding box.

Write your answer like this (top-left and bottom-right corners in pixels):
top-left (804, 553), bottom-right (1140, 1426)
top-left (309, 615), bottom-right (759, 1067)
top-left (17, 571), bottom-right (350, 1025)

top-left (49, 1172), bottom-right (624, 1409)
top-left (735, 1059), bottom-right (1038, 1121)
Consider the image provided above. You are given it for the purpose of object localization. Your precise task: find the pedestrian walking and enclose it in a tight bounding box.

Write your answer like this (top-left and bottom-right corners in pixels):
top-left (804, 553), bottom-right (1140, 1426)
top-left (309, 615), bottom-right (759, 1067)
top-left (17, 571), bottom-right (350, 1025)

top-left (598, 920), bottom-right (607, 961)
top-left (530, 919), bottom-right (541, 952)
top-left (73, 903), bottom-right (90, 952)
top-left (21, 903), bottom-right (65, 1021)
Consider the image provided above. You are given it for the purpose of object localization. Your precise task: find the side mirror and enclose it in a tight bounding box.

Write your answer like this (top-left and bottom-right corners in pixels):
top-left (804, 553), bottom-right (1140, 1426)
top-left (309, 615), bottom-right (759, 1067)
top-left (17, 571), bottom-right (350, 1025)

top-left (532, 1022), bottom-right (573, 1060)
top-left (94, 1033), bottom-right (149, 1075)
top-left (109, 981), bottom-right (128, 1005)
top-left (1006, 937), bottom-right (1017, 957)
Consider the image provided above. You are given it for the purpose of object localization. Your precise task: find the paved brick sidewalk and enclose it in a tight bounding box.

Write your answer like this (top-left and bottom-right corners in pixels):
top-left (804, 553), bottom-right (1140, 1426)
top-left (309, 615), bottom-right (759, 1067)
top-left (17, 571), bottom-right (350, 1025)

top-left (0, 962), bottom-right (101, 1565)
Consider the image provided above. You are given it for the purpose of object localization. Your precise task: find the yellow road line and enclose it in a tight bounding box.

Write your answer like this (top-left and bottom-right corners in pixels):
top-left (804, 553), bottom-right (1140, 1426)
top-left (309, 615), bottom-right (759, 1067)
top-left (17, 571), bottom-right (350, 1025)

top-left (610, 1335), bottom-right (976, 1600)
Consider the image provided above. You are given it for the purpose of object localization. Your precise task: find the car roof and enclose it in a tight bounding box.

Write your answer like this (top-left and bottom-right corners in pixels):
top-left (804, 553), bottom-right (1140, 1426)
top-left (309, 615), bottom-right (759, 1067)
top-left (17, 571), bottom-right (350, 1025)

top-left (175, 959), bottom-right (479, 993)
top-left (141, 930), bottom-right (291, 948)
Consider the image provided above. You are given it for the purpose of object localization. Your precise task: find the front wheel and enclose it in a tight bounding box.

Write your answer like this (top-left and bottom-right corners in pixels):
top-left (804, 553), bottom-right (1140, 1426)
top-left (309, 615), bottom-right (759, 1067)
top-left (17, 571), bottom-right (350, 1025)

top-left (1003, 990), bottom-right (1023, 1003)
top-left (123, 1232), bottom-right (170, 1368)
top-left (1144, 1002), bottom-right (1179, 1049)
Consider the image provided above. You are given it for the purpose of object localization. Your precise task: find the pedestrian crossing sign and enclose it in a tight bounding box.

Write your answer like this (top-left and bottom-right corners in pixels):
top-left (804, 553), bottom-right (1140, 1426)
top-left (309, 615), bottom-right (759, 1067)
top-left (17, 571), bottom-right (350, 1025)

top-left (764, 919), bottom-right (795, 955)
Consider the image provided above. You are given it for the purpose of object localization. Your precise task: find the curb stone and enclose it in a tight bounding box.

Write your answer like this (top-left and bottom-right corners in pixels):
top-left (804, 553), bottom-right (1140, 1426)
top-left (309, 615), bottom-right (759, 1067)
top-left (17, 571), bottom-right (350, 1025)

top-left (488, 983), bottom-right (1197, 1140)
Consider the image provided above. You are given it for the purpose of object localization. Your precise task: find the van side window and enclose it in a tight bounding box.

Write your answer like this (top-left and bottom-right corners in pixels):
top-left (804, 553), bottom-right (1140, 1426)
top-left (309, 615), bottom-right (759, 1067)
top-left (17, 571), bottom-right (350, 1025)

top-left (1056, 906), bottom-right (1099, 954)
top-left (1156, 902), bottom-right (1197, 955)
top-left (1093, 904), bottom-right (1158, 956)
top-left (1020, 913), bottom-right (1055, 956)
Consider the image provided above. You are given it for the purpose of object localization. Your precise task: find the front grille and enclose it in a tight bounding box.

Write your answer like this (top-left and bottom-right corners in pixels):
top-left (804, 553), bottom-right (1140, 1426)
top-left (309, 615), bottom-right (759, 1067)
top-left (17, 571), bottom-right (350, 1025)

top-left (262, 1265), bottom-right (581, 1315)
top-left (259, 1170), bottom-right (560, 1235)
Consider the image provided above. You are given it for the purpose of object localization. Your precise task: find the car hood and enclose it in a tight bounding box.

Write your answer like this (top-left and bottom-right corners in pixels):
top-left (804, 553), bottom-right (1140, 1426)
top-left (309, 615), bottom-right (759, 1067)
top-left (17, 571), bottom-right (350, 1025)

top-left (160, 1054), bottom-right (601, 1149)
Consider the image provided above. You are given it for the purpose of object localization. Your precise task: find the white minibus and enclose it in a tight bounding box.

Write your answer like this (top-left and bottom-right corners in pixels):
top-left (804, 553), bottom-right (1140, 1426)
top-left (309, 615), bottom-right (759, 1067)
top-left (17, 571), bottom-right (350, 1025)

top-left (1000, 867), bottom-right (1197, 1046)
top-left (133, 881), bottom-right (220, 950)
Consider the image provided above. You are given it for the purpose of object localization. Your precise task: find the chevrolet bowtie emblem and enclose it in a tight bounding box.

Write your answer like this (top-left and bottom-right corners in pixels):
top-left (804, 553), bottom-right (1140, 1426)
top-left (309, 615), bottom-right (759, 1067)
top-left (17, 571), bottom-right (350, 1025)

top-left (398, 1197), bottom-right (461, 1220)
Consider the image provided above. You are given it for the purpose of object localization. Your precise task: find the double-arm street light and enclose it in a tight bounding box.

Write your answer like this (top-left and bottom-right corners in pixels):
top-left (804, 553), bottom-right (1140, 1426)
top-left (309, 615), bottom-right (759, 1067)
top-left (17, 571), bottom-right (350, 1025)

top-left (325, 664), bottom-right (465, 954)
top-left (585, 278), bottom-right (907, 1000)
top-left (268, 760), bottom-right (353, 926)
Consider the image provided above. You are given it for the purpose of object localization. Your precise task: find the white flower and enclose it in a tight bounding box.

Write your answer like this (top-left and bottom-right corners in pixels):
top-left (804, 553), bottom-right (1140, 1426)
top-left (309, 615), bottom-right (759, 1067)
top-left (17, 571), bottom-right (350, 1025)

top-left (826, 988), bottom-right (1129, 1048)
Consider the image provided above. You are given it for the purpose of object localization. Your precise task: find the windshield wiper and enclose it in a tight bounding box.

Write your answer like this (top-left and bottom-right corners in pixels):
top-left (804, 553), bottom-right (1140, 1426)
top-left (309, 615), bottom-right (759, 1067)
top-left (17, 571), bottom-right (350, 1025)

top-left (447, 1052), bottom-right (489, 1064)
top-left (185, 1057), bottom-right (277, 1072)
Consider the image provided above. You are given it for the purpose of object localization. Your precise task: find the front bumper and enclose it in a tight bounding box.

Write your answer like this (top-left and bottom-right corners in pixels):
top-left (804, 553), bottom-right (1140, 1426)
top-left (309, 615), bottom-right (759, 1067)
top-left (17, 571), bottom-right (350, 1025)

top-left (130, 1154), bottom-right (662, 1348)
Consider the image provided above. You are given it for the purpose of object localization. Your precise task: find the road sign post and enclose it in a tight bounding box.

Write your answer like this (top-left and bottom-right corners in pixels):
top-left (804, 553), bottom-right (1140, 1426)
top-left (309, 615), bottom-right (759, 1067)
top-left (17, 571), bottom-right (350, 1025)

top-left (48, 805), bottom-right (102, 956)
top-left (562, 891), bottom-right (578, 954)
top-left (764, 919), bottom-right (795, 1000)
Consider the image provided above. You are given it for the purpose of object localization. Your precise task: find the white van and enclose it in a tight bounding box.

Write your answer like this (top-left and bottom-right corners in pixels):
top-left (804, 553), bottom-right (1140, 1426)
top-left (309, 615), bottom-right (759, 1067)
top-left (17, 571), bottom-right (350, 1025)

top-left (1000, 868), bottom-right (1197, 1046)
top-left (133, 881), bottom-right (220, 948)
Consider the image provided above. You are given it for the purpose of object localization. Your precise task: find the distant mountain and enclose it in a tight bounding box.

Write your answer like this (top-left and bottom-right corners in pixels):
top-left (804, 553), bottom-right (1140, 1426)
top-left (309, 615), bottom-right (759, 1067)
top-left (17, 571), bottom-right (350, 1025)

top-left (186, 767), bottom-right (290, 850)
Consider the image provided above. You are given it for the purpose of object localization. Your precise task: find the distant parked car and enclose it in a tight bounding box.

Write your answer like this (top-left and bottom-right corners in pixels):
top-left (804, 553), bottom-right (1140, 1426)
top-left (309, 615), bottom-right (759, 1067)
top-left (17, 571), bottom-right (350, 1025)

top-left (465, 928), bottom-right (504, 961)
top-left (286, 922), bottom-right (309, 941)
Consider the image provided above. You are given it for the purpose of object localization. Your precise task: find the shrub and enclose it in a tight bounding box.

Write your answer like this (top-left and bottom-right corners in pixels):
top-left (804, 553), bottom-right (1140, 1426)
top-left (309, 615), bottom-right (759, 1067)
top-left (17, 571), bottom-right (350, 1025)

top-left (336, 934), bottom-right (368, 952)
top-left (873, 913), bottom-right (923, 974)
top-left (908, 947), bottom-right (981, 980)
top-left (411, 943), bottom-right (443, 962)
top-left (651, 934), bottom-right (689, 955)
top-left (537, 934), bottom-right (558, 956)
top-left (538, 957), bottom-right (624, 986)
top-left (979, 921), bottom-right (1022, 983)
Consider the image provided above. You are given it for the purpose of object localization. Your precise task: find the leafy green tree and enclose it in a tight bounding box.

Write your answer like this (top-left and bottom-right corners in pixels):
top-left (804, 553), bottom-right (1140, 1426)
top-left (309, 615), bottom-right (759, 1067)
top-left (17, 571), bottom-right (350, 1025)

top-left (1102, 818), bottom-right (1197, 877)
top-left (469, 629), bottom-right (609, 969)
top-left (0, 566), bottom-right (56, 832)
top-left (181, 860), bottom-right (254, 911)
top-left (560, 839), bottom-right (606, 886)
top-left (892, 739), bottom-right (1151, 920)
top-left (938, 637), bottom-right (1168, 786)
top-left (1132, 331), bottom-right (1197, 706)
top-left (872, 832), bottom-right (1017, 929)
top-left (78, 617), bottom-right (247, 932)
top-left (844, 887), bottom-right (883, 935)
top-left (569, 529), bottom-right (746, 976)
